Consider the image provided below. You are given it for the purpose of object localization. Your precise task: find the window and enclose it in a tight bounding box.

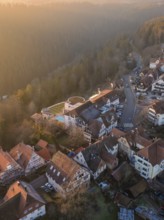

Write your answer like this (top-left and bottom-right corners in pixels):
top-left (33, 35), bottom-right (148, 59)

top-left (142, 168), bottom-right (147, 172)
top-left (57, 172), bottom-right (60, 176)
top-left (143, 163), bottom-right (148, 166)
top-left (142, 172), bottom-right (147, 177)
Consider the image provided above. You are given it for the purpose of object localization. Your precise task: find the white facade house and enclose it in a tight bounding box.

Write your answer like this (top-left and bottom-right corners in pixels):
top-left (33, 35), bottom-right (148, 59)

top-left (149, 58), bottom-right (159, 69)
top-left (118, 137), bottom-right (134, 159)
top-left (46, 151), bottom-right (90, 197)
top-left (148, 101), bottom-right (164, 126)
top-left (10, 143), bottom-right (45, 176)
top-left (152, 75), bottom-right (164, 94)
top-left (134, 139), bottom-right (164, 179)
top-left (20, 205), bottom-right (46, 220)
top-left (74, 136), bottom-right (118, 178)
top-left (0, 181), bottom-right (46, 220)
top-left (73, 151), bottom-right (106, 179)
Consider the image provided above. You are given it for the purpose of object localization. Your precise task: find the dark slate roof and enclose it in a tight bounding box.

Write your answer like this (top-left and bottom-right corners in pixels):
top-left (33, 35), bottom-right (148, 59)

top-left (112, 162), bottom-right (133, 182)
top-left (82, 135), bottom-right (118, 172)
top-left (97, 135), bottom-right (118, 150)
top-left (82, 145), bottom-right (103, 173)
top-left (88, 119), bottom-right (103, 138)
top-left (79, 105), bottom-right (100, 123)
top-left (115, 192), bottom-right (132, 207)
top-left (127, 180), bottom-right (148, 198)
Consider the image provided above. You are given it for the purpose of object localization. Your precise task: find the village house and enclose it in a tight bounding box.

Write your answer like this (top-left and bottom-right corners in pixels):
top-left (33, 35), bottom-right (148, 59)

top-left (136, 72), bottom-right (155, 93)
top-left (46, 151), bottom-right (90, 197)
top-left (148, 100), bottom-right (164, 126)
top-left (34, 139), bottom-right (51, 162)
top-left (10, 143), bottom-right (45, 176)
top-left (152, 74), bottom-right (164, 95)
top-left (74, 136), bottom-right (119, 178)
top-left (134, 139), bottom-right (164, 179)
top-left (64, 89), bottom-right (119, 140)
top-left (149, 58), bottom-right (160, 69)
top-left (110, 128), bottom-right (126, 139)
top-left (112, 161), bottom-right (134, 183)
top-left (0, 181), bottom-right (46, 220)
top-left (74, 145), bottom-right (106, 179)
top-left (0, 148), bottom-right (24, 185)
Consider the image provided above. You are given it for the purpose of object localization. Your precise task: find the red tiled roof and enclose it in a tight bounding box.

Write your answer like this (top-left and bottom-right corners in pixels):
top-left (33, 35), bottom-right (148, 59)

top-left (36, 140), bottom-right (48, 149)
top-left (47, 151), bottom-right (83, 185)
top-left (35, 140), bottom-right (51, 161)
top-left (89, 90), bottom-right (112, 103)
top-left (1, 181), bottom-right (45, 219)
top-left (10, 143), bottom-right (33, 169)
top-left (0, 148), bottom-right (20, 172)
top-left (74, 147), bottom-right (85, 155)
top-left (110, 128), bottom-right (126, 139)
top-left (138, 139), bottom-right (164, 166)
top-left (151, 100), bottom-right (164, 114)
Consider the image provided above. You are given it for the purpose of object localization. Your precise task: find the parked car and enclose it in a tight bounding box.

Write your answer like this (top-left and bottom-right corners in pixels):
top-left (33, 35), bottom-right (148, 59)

top-left (98, 181), bottom-right (110, 191)
top-left (45, 182), bottom-right (54, 191)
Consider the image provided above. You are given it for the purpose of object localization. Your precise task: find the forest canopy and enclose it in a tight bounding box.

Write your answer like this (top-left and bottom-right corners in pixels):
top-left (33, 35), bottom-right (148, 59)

top-left (0, 2), bottom-right (164, 95)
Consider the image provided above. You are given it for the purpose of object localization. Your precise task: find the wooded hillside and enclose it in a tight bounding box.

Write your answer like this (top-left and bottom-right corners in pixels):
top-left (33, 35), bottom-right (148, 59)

top-left (136, 16), bottom-right (164, 48)
top-left (0, 3), bottom-right (164, 95)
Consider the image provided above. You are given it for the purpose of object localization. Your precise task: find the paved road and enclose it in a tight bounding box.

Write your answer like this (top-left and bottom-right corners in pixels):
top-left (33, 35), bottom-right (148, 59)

top-left (119, 52), bottom-right (142, 131)
top-left (120, 74), bottom-right (136, 130)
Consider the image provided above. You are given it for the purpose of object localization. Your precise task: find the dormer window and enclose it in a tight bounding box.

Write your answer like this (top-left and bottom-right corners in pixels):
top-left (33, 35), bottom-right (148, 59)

top-left (57, 172), bottom-right (60, 176)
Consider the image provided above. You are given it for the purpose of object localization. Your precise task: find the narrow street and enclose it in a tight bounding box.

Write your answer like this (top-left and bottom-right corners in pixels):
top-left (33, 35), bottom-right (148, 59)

top-left (120, 74), bottom-right (136, 130)
top-left (120, 53), bottom-right (142, 131)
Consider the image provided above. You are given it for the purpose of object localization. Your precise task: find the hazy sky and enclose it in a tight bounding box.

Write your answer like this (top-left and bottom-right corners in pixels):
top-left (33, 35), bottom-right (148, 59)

top-left (0, 0), bottom-right (160, 4)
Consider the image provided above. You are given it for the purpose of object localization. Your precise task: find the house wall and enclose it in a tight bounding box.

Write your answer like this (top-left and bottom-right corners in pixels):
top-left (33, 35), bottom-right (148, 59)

top-left (107, 143), bottom-right (118, 156)
top-left (93, 164), bottom-right (106, 179)
top-left (74, 152), bottom-right (106, 179)
top-left (134, 155), bottom-right (164, 179)
top-left (64, 115), bottom-right (76, 128)
top-left (46, 166), bottom-right (90, 196)
top-left (111, 98), bottom-right (119, 106)
top-left (20, 205), bottom-right (46, 220)
top-left (148, 108), bottom-right (164, 126)
top-left (157, 114), bottom-right (164, 126)
top-left (118, 137), bottom-right (135, 161)
top-left (149, 63), bottom-right (157, 69)
top-left (25, 152), bottom-right (45, 175)
top-left (0, 167), bottom-right (24, 185)
top-left (134, 155), bottom-right (152, 179)
top-left (73, 152), bottom-right (89, 168)
top-left (46, 172), bottom-right (65, 196)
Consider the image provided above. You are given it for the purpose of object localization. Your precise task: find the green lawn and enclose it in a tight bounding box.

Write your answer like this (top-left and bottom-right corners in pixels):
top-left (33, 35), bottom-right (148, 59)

top-left (48, 102), bottom-right (65, 115)
top-left (87, 187), bottom-right (118, 220)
